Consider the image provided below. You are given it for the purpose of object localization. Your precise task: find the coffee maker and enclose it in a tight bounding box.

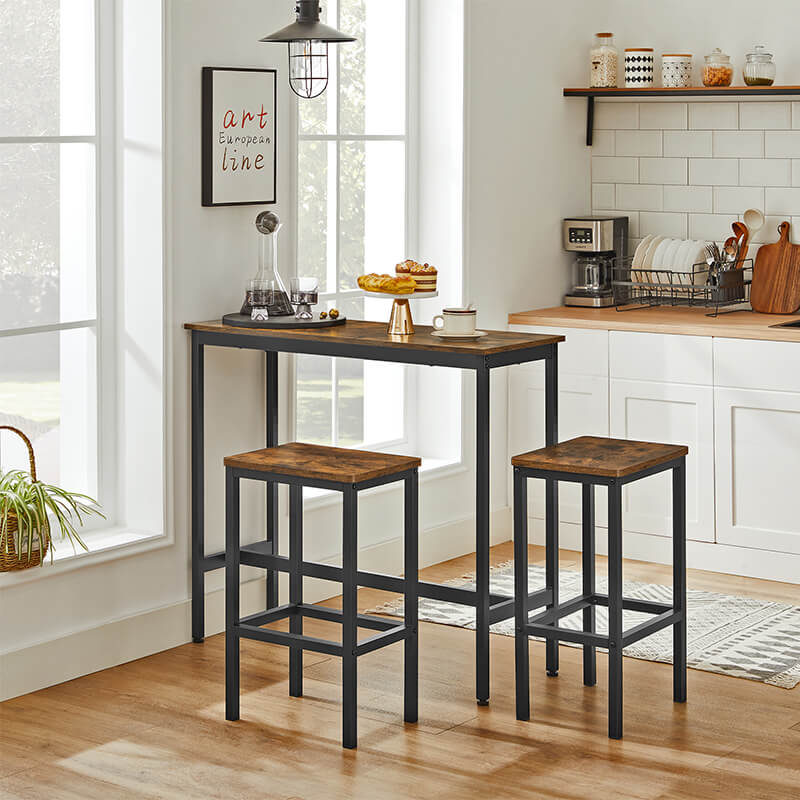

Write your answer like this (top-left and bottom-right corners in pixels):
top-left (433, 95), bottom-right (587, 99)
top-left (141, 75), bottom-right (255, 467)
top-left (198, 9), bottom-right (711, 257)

top-left (563, 216), bottom-right (628, 307)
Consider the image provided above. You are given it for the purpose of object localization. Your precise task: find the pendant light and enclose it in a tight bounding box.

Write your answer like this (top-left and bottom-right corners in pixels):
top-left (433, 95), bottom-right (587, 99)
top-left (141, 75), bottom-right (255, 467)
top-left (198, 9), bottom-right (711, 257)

top-left (260, 1), bottom-right (356, 99)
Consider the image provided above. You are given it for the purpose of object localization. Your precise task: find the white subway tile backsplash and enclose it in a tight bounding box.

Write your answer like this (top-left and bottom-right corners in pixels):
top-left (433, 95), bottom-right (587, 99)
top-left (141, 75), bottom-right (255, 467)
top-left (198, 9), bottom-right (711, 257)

top-left (765, 131), bottom-right (800, 158)
top-left (592, 156), bottom-right (638, 184)
top-left (616, 183), bottom-right (663, 211)
top-left (688, 103), bottom-right (738, 130)
top-left (595, 102), bottom-right (638, 130)
top-left (615, 130), bottom-right (663, 157)
top-left (592, 183), bottom-right (615, 209)
top-left (739, 102), bottom-right (792, 130)
top-left (639, 211), bottom-right (688, 239)
top-left (688, 158), bottom-right (738, 186)
top-left (639, 103), bottom-right (687, 130)
top-left (713, 131), bottom-right (764, 158)
top-left (664, 185), bottom-right (712, 213)
top-left (639, 158), bottom-right (687, 185)
top-left (765, 187), bottom-right (800, 216)
top-left (713, 186), bottom-right (764, 214)
top-left (663, 130), bottom-right (712, 158)
top-left (591, 130), bottom-right (615, 156)
top-left (591, 106), bottom-right (800, 248)
top-left (739, 158), bottom-right (791, 187)
top-left (689, 213), bottom-right (738, 242)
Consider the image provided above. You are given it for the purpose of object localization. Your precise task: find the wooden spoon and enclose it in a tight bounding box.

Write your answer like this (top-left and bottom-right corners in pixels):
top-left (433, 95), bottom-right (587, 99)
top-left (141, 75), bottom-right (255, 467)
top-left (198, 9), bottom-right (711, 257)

top-left (732, 221), bottom-right (749, 267)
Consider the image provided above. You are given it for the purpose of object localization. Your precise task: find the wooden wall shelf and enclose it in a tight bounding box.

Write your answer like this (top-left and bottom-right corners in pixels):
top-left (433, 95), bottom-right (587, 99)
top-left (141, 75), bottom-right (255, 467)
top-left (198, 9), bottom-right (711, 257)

top-left (563, 86), bottom-right (800, 145)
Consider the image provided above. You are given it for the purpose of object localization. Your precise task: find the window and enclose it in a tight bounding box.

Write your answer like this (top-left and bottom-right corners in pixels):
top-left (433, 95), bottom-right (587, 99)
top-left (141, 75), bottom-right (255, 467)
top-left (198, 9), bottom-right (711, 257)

top-left (295, 0), bottom-right (412, 449)
top-left (0, 0), bottom-right (104, 500)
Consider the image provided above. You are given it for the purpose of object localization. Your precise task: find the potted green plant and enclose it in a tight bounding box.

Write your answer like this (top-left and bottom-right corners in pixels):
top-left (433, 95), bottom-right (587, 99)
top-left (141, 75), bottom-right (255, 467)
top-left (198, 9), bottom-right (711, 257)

top-left (1, 426), bottom-right (103, 572)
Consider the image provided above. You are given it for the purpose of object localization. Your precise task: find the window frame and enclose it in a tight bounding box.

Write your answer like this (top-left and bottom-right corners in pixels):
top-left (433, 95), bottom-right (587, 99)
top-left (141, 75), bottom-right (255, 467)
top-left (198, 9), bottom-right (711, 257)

top-left (0, 0), bottom-right (115, 528)
top-left (292, 0), bottom-right (420, 454)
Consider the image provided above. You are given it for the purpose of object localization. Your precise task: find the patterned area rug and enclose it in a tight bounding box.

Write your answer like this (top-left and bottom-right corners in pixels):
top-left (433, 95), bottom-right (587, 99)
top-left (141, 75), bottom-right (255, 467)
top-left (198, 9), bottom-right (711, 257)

top-left (369, 562), bottom-right (800, 688)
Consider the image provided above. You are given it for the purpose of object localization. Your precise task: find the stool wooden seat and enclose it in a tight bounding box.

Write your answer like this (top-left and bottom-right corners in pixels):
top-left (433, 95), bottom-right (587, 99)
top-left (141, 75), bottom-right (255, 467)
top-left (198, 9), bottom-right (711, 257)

top-left (512, 436), bottom-right (688, 739)
top-left (511, 436), bottom-right (688, 478)
top-left (224, 442), bottom-right (420, 749)
top-left (224, 441), bottom-right (421, 484)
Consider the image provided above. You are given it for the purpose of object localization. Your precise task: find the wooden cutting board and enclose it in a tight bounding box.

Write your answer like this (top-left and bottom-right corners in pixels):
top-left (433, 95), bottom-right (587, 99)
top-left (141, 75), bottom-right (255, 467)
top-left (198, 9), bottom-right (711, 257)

top-left (750, 221), bottom-right (800, 314)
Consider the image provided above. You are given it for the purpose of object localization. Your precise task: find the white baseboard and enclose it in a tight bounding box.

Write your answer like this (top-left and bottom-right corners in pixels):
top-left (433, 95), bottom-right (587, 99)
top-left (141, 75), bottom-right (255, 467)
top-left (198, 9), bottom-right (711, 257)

top-left (0, 509), bottom-right (512, 701)
top-left (527, 517), bottom-right (800, 585)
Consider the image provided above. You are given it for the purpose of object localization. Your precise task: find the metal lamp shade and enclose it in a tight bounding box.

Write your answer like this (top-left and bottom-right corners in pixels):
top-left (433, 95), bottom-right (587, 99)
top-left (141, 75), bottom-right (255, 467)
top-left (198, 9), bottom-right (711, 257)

top-left (260, 1), bottom-right (356, 99)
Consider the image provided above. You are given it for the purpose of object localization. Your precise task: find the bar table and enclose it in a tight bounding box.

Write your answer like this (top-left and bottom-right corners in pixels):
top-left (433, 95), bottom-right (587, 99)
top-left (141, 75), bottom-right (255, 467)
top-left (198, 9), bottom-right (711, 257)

top-left (184, 319), bottom-right (563, 705)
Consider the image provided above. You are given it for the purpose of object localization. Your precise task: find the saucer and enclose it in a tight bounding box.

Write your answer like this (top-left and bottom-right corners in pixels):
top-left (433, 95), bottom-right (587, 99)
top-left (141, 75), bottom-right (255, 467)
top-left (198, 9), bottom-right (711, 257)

top-left (431, 329), bottom-right (488, 340)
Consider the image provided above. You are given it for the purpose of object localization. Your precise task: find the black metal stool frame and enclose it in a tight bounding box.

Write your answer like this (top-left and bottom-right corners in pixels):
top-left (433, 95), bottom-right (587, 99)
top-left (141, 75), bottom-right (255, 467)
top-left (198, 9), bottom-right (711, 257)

top-left (513, 457), bottom-right (687, 739)
top-left (225, 465), bottom-right (419, 750)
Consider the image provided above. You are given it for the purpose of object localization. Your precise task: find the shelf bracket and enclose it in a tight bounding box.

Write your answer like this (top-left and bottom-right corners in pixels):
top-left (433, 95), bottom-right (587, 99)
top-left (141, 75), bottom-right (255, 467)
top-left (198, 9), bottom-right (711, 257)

top-left (586, 96), bottom-right (594, 147)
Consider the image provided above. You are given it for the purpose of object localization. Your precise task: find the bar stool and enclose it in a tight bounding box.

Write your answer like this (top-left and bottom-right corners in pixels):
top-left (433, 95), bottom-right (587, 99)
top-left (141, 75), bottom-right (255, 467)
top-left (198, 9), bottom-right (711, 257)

top-left (511, 436), bottom-right (688, 739)
top-left (223, 442), bottom-right (420, 749)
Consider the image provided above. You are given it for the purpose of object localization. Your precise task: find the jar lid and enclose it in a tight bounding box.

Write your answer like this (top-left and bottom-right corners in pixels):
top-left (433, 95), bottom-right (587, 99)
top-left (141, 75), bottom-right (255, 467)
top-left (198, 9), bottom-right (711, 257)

top-left (662, 53), bottom-right (692, 58)
top-left (746, 44), bottom-right (773, 61)
top-left (704, 47), bottom-right (731, 62)
top-left (625, 47), bottom-right (654, 52)
top-left (595, 32), bottom-right (614, 37)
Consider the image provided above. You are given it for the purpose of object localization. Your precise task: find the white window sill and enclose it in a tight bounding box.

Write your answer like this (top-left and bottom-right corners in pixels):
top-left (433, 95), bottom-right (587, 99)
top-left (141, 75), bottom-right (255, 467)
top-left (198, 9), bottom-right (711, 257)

top-left (302, 455), bottom-right (466, 510)
top-left (0, 526), bottom-right (169, 585)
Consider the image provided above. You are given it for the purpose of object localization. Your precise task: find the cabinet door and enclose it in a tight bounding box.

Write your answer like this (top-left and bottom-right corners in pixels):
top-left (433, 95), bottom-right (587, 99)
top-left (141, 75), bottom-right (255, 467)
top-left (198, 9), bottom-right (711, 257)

top-left (510, 369), bottom-right (609, 526)
top-left (715, 387), bottom-right (800, 554)
top-left (610, 379), bottom-right (714, 542)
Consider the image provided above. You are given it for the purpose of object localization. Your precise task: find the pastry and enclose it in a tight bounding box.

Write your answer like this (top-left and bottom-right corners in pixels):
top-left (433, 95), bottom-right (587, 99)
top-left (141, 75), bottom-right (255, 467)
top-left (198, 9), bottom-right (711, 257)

top-left (396, 260), bottom-right (438, 292)
top-left (357, 273), bottom-right (417, 294)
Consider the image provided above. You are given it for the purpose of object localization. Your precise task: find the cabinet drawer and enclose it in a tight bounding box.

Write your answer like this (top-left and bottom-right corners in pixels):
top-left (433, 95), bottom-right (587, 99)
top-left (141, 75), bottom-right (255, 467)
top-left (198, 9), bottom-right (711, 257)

top-left (714, 338), bottom-right (800, 393)
top-left (510, 325), bottom-right (608, 378)
top-left (610, 331), bottom-right (713, 385)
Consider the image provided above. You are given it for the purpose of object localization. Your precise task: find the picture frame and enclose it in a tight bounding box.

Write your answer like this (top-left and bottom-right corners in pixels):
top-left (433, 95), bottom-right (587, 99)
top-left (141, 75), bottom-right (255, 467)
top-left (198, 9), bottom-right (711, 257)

top-left (202, 67), bottom-right (277, 207)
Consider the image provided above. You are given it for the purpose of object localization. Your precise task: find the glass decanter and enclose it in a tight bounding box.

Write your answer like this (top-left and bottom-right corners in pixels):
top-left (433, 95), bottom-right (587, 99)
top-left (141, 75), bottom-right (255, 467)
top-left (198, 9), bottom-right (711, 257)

top-left (240, 211), bottom-right (294, 317)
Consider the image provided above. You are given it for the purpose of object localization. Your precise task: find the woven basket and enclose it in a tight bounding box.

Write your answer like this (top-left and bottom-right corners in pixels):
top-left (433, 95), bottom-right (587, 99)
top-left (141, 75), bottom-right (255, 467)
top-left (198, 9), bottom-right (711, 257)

top-left (1, 426), bottom-right (50, 572)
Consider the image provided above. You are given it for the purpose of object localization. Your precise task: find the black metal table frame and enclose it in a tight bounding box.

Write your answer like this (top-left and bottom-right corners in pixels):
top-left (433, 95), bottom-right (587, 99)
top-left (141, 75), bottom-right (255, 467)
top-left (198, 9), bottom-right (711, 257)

top-left (190, 327), bottom-right (560, 705)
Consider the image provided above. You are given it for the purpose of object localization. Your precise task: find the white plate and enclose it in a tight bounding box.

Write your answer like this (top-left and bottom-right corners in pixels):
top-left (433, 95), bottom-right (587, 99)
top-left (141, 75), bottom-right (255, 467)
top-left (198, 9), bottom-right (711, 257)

top-left (431, 329), bottom-right (488, 340)
top-left (673, 239), bottom-right (693, 270)
top-left (632, 234), bottom-right (654, 269)
top-left (651, 237), bottom-right (674, 269)
top-left (661, 238), bottom-right (682, 269)
top-left (642, 235), bottom-right (665, 269)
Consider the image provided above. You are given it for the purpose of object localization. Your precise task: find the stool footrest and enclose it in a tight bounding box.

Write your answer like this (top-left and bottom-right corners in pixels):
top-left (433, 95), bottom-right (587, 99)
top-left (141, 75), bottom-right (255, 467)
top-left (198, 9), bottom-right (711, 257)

top-left (622, 609), bottom-right (683, 647)
top-left (528, 593), bottom-right (594, 626)
top-left (237, 603), bottom-right (409, 658)
top-left (356, 625), bottom-right (411, 656)
top-left (490, 587), bottom-right (553, 625)
top-left (591, 593), bottom-right (673, 615)
top-left (238, 624), bottom-right (344, 657)
top-left (525, 622), bottom-right (609, 648)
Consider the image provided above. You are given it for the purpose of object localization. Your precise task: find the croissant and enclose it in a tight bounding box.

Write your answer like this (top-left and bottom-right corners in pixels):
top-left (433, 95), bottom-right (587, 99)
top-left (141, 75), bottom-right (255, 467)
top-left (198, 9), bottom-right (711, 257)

top-left (358, 273), bottom-right (417, 294)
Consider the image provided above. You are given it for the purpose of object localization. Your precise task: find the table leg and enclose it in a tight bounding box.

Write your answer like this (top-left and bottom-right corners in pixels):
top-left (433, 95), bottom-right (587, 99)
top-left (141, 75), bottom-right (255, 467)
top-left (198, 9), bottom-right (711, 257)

top-left (265, 351), bottom-right (279, 611)
top-left (545, 346), bottom-right (559, 677)
top-left (476, 364), bottom-right (490, 706)
top-left (673, 460), bottom-right (688, 704)
top-left (191, 335), bottom-right (205, 643)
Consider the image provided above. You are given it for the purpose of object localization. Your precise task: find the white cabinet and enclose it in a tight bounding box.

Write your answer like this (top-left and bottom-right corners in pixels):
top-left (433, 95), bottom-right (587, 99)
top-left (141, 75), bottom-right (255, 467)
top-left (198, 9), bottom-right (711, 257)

top-left (508, 326), bottom-right (609, 526)
top-left (714, 337), bottom-right (800, 555)
top-left (610, 379), bottom-right (715, 542)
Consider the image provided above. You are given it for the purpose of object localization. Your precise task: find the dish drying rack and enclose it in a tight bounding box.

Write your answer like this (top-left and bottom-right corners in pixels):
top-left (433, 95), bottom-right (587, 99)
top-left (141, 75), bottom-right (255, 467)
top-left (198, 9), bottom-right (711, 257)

top-left (611, 256), bottom-right (753, 316)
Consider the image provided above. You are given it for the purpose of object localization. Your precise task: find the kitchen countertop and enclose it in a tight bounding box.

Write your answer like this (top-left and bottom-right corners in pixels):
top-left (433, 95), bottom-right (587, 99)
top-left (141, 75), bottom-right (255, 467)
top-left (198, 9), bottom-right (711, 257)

top-left (508, 306), bottom-right (800, 343)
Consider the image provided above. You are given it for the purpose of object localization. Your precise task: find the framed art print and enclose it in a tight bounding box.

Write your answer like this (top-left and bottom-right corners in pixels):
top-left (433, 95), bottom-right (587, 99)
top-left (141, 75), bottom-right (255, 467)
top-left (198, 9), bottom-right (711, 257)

top-left (202, 67), bottom-right (277, 206)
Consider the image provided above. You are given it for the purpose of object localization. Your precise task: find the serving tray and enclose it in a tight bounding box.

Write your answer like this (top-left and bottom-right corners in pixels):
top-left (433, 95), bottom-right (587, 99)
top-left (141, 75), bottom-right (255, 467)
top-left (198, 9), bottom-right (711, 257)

top-left (222, 313), bottom-right (347, 329)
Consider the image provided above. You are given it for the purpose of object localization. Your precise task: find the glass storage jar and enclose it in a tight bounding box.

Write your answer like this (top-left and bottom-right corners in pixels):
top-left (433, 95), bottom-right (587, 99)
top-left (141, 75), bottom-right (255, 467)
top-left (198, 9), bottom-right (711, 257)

top-left (703, 48), bottom-right (733, 86)
top-left (743, 45), bottom-right (775, 86)
top-left (590, 32), bottom-right (618, 88)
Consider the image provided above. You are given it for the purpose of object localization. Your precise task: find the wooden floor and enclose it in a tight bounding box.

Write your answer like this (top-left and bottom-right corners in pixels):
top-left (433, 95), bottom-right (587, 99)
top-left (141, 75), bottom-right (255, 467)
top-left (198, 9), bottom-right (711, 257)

top-left (2, 543), bottom-right (800, 799)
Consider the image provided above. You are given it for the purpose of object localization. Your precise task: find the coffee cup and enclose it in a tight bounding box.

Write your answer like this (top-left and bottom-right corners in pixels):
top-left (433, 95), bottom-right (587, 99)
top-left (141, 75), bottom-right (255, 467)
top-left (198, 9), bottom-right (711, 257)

top-left (432, 307), bottom-right (477, 335)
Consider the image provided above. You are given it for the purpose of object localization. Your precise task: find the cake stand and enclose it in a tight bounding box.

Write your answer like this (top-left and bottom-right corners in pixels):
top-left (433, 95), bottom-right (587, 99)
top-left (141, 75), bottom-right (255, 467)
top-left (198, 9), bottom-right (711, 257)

top-left (361, 291), bottom-right (438, 335)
